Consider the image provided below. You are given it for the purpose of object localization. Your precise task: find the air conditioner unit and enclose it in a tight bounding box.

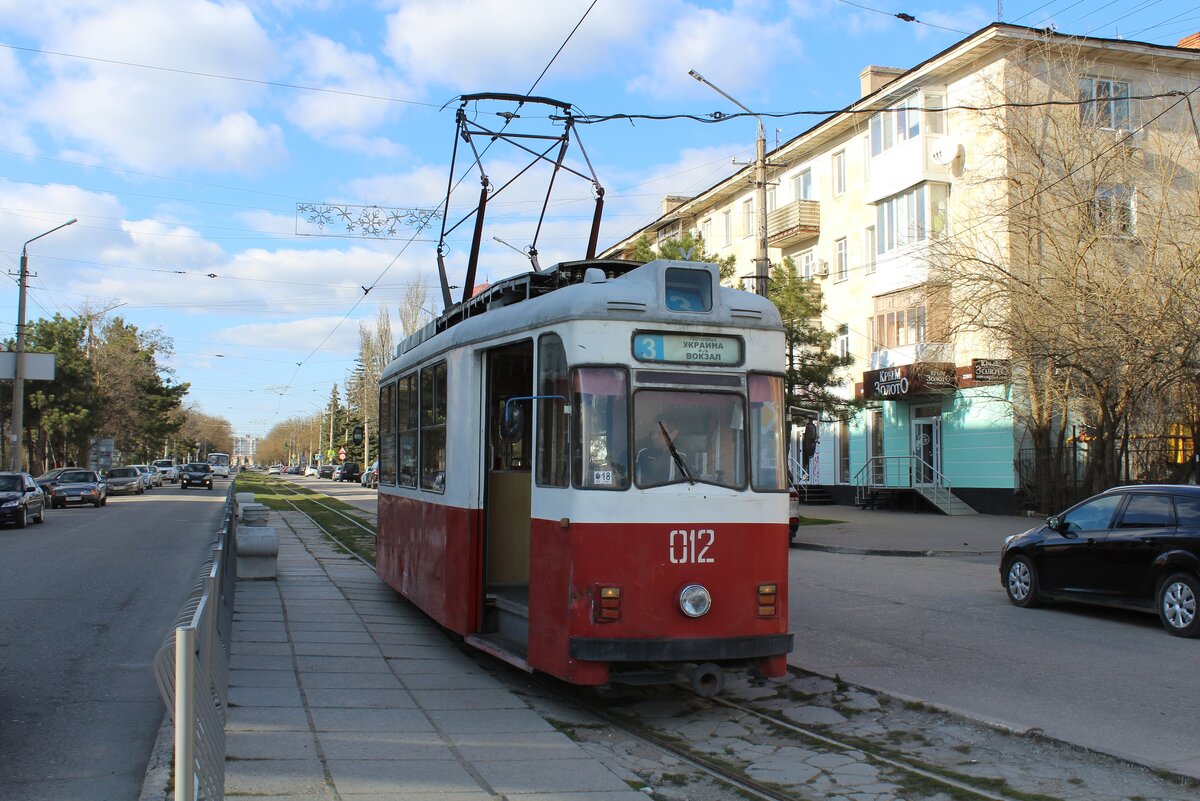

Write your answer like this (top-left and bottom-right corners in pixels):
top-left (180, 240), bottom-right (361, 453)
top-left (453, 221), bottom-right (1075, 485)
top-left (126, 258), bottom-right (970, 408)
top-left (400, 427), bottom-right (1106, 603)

top-left (815, 259), bottom-right (829, 277)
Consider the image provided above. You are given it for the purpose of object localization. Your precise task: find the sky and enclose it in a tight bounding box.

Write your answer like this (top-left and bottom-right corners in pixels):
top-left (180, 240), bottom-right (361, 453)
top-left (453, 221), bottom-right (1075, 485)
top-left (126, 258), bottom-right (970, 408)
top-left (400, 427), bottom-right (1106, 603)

top-left (1, 0), bottom-right (1196, 437)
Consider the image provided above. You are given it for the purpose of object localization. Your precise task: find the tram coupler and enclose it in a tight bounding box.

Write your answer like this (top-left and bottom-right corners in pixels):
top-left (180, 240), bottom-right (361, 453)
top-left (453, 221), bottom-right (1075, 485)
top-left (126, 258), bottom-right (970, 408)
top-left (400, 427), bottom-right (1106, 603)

top-left (680, 662), bottom-right (725, 697)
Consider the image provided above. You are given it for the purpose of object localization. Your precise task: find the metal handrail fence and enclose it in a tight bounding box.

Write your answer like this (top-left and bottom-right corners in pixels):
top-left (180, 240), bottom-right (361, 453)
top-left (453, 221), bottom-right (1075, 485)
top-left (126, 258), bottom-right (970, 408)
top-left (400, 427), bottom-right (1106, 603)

top-left (152, 485), bottom-right (238, 801)
top-left (853, 455), bottom-right (956, 511)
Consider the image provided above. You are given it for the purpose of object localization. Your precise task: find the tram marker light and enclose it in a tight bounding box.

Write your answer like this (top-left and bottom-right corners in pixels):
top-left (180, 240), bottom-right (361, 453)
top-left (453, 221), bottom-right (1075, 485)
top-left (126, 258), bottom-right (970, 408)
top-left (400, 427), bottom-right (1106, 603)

top-left (596, 586), bottom-right (622, 622)
top-left (756, 583), bottom-right (778, 617)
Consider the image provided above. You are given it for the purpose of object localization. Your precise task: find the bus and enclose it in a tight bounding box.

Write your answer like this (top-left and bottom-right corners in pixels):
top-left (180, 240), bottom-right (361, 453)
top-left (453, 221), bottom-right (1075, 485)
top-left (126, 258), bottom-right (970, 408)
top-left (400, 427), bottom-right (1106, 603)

top-left (375, 258), bottom-right (792, 693)
top-left (207, 452), bottom-right (231, 478)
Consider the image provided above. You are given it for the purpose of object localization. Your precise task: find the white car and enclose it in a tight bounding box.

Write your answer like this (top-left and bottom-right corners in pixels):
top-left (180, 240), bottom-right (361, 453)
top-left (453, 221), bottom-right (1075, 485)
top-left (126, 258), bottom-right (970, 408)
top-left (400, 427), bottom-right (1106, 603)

top-left (132, 464), bottom-right (163, 488)
top-left (152, 459), bottom-right (178, 483)
top-left (304, 464), bottom-right (318, 477)
top-left (268, 464), bottom-right (282, 475)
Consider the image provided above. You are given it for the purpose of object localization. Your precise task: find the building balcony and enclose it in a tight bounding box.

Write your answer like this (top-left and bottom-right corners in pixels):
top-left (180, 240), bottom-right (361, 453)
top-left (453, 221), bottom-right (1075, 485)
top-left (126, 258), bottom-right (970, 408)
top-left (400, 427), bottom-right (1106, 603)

top-left (869, 341), bottom-right (954, 371)
top-left (767, 199), bottom-right (820, 247)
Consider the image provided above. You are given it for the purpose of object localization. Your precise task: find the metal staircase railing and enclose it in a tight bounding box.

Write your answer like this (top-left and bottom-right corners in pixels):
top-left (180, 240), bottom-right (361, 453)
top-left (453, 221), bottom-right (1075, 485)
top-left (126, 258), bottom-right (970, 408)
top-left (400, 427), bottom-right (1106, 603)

top-left (853, 455), bottom-right (958, 512)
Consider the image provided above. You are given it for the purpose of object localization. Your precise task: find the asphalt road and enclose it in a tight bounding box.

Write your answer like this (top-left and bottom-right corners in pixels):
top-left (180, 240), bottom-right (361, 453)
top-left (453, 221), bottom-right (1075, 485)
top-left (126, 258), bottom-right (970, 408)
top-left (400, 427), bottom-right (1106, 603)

top-left (788, 548), bottom-right (1200, 779)
top-left (0, 479), bottom-right (230, 801)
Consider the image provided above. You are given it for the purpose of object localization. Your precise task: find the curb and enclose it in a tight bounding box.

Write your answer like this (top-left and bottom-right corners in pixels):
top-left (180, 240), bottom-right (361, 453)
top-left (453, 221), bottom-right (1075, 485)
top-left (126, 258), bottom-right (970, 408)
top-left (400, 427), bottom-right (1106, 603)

top-left (791, 541), bottom-right (1001, 558)
top-left (138, 709), bottom-right (173, 801)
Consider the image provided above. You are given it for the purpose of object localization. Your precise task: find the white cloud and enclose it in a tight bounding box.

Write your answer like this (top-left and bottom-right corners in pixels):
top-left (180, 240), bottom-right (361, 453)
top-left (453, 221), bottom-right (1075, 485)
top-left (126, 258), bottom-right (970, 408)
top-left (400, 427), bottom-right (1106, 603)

top-left (26, 0), bottom-right (285, 173)
top-left (383, 0), bottom-right (667, 92)
top-left (628, 7), bottom-right (800, 101)
top-left (213, 316), bottom-right (360, 351)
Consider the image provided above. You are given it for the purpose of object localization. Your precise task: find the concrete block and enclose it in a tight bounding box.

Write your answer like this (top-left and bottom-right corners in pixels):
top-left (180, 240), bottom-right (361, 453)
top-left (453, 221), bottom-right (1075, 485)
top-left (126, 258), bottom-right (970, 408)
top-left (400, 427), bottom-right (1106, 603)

top-left (238, 525), bottom-right (279, 579)
top-left (240, 502), bottom-right (270, 526)
top-left (235, 491), bottom-right (256, 505)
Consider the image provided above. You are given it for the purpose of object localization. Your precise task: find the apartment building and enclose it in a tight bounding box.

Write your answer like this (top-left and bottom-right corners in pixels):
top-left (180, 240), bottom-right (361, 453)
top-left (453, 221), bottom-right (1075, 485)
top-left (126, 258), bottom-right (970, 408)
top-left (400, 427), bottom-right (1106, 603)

top-left (604, 23), bottom-right (1200, 514)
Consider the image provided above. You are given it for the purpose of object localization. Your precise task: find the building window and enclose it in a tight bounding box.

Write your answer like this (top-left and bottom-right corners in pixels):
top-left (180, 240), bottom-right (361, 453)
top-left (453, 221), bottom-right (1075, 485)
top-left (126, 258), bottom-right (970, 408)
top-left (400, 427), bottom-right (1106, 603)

top-left (875, 183), bottom-right (949, 254)
top-left (1079, 77), bottom-right (1131, 130)
top-left (722, 210), bottom-right (732, 245)
top-left (1092, 185), bottom-right (1135, 236)
top-left (766, 185), bottom-right (777, 212)
top-left (864, 226), bottom-right (876, 273)
top-left (870, 93), bottom-right (921, 156)
top-left (794, 168), bottom-right (812, 200)
top-left (742, 198), bottom-right (754, 237)
top-left (869, 304), bottom-right (927, 352)
top-left (836, 323), bottom-right (850, 359)
top-left (832, 151), bottom-right (846, 195)
top-left (835, 237), bottom-right (848, 281)
top-left (925, 92), bottom-right (946, 135)
top-left (800, 249), bottom-right (814, 280)
top-left (701, 218), bottom-right (712, 246)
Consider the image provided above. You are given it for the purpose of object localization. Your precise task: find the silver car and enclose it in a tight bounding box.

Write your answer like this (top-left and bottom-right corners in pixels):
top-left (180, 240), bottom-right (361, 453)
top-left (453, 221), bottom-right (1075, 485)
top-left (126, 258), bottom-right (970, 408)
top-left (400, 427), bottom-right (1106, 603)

top-left (106, 466), bottom-right (145, 495)
top-left (132, 464), bottom-right (163, 488)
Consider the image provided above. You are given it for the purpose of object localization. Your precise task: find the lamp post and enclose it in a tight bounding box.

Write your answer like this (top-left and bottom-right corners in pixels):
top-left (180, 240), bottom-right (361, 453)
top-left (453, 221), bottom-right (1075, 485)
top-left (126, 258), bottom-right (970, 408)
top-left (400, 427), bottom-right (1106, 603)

top-left (10, 218), bottom-right (77, 470)
top-left (688, 70), bottom-right (769, 298)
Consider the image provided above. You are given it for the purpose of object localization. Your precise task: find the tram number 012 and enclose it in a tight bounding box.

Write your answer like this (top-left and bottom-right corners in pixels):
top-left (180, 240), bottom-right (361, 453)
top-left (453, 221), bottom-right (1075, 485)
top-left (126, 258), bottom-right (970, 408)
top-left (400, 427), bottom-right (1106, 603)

top-left (669, 529), bottom-right (715, 564)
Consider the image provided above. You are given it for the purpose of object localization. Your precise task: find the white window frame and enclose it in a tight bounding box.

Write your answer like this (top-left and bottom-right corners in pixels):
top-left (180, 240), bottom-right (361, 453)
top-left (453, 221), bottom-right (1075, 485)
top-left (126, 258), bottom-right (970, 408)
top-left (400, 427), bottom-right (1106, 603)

top-left (870, 92), bottom-right (921, 157)
top-left (1079, 77), bottom-right (1132, 131)
top-left (835, 237), bottom-right (848, 282)
top-left (832, 151), bottom-right (846, 196)
top-left (794, 168), bottom-right (812, 201)
top-left (742, 198), bottom-right (754, 238)
top-left (864, 226), bottom-right (876, 273)
top-left (766, 185), bottom-right (777, 212)
top-left (1092, 185), bottom-right (1135, 236)
top-left (800, 249), bottom-right (814, 280)
top-left (836, 324), bottom-right (850, 359)
top-left (722, 210), bottom-right (732, 246)
top-left (701, 218), bottom-right (712, 246)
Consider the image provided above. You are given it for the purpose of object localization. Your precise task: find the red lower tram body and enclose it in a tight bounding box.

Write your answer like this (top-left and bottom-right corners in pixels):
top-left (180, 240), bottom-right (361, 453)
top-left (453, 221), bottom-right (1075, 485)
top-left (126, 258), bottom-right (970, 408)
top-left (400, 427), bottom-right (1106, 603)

top-left (376, 492), bottom-right (792, 687)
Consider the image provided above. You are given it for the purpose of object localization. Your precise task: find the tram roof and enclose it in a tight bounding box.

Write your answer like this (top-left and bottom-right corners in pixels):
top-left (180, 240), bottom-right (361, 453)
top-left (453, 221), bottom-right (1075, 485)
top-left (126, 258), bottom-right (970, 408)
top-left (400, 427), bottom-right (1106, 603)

top-left (387, 258), bottom-right (782, 374)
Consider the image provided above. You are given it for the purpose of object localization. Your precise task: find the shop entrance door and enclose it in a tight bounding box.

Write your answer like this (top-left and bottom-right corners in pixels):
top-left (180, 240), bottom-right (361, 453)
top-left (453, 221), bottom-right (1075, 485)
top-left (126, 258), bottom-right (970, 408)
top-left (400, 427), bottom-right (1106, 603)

top-left (911, 407), bottom-right (942, 486)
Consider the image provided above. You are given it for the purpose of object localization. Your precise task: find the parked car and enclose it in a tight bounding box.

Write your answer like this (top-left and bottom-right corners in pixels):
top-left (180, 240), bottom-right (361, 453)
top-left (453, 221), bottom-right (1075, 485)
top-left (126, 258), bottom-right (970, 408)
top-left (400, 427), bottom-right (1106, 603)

top-left (304, 464), bottom-right (319, 477)
top-left (267, 464), bottom-right (282, 475)
top-left (361, 460), bottom-right (379, 488)
top-left (318, 464), bottom-right (334, 479)
top-left (152, 458), bottom-right (179, 483)
top-left (337, 462), bottom-right (361, 482)
top-left (180, 462), bottom-right (214, 490)
top-left (0, 471), bottom-right (46, 527)
top-left (106, 466), bottom-right (145, 495)
top-left (35, 467), bottom-right (70, 498)
top-left (1001, 484), bottom-right (1200, 637)
top-left (132, 464), bottom-right (162, 488)
top-left (49, 469), bottom-right (107, 508)
top-left (288, 465), bottom-right (303, 475)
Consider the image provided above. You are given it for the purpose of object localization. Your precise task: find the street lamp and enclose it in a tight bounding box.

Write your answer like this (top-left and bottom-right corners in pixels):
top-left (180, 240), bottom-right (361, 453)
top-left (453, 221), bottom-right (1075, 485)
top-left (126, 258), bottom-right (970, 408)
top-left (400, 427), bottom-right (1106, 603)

top-left (688, 70), bottom-right (769, 298)
top-left (10, 218), bottom-right (77, 470)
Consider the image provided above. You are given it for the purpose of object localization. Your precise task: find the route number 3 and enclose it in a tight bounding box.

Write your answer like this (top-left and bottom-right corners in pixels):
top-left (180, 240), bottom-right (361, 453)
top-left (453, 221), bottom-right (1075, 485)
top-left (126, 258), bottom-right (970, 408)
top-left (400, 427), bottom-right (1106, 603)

top-left (669, 529), bottom-right (715, 564)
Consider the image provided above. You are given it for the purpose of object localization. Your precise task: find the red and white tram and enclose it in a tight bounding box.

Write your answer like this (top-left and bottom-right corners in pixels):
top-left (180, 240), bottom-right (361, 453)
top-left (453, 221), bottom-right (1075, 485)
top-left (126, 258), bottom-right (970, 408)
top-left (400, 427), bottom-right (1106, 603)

top-left (375, 257), bottom-right (792, 692)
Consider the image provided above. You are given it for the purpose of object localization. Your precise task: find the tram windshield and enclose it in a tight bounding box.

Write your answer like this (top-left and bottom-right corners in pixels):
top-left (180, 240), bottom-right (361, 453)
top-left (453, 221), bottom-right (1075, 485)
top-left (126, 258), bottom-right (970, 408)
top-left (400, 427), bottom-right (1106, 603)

top-left (633, 390), bottom-right (746, 489)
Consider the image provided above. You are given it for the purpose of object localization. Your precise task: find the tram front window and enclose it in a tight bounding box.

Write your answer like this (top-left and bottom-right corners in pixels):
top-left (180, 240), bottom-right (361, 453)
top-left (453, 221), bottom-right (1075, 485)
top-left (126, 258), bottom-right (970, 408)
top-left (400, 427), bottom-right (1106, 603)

top-left (634, 390), bottom-right (745, 489)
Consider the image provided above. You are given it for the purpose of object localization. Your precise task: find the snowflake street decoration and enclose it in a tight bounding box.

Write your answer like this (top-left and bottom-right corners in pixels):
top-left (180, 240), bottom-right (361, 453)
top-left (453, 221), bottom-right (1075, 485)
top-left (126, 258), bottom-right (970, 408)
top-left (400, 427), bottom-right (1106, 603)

top-left (296, 203), bottom-right (441, 238)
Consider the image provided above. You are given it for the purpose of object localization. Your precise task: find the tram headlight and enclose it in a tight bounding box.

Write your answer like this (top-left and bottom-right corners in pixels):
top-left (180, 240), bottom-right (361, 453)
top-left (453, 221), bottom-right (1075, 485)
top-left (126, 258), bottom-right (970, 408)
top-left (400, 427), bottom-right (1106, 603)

top-left (678, 584), bottom-right (712, 618)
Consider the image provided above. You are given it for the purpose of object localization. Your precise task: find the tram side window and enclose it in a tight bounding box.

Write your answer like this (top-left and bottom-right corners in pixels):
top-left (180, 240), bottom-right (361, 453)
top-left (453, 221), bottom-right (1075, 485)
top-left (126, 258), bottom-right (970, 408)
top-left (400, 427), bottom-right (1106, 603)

top-left (378, 382), bottom-right (397, 486)
top-left (421, 362), bottom-right (448, 493)
top-left (536, 334), bottom-right (569, 487)
top-left (397, 374), bottom-right (418, 488)
top-left (749, 374), bottom-right (786, 491)
top-left (572, 367), bottom-right (630, 490)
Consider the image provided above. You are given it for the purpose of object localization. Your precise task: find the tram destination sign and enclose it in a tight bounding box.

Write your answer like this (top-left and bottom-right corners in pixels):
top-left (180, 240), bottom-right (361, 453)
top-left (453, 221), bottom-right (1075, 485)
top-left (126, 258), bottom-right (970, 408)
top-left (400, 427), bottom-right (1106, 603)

top-left (632, 332), bottom-right (743, 366)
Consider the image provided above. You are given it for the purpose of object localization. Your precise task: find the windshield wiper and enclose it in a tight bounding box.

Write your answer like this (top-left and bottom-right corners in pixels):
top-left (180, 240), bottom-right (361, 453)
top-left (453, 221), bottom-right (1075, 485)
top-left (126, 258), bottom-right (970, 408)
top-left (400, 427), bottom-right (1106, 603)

top-left (658, 421), bottom-right (696, 485)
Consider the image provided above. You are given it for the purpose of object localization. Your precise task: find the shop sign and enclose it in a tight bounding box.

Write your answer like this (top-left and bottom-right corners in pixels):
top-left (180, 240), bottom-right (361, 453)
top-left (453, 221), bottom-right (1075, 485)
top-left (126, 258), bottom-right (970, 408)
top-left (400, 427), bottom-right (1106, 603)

top-left (862, 363), bottom-right (957, 400)
top-left (970, 358), bottom-right (1011, 383)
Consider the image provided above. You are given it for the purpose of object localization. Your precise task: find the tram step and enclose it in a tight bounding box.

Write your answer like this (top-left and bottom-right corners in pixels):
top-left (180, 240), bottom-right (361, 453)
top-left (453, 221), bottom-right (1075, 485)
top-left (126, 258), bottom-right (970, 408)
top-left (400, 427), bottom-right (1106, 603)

top-left (467, 631), bottom-right (530, 667)
top-left (485, 592), bottom-right (529, 643)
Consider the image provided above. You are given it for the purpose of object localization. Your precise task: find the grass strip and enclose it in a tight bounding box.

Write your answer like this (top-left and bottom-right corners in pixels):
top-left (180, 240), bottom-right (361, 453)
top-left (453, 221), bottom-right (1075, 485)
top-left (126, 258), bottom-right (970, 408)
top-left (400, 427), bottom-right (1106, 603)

top-left (235, 472), bottom-right (377, 564)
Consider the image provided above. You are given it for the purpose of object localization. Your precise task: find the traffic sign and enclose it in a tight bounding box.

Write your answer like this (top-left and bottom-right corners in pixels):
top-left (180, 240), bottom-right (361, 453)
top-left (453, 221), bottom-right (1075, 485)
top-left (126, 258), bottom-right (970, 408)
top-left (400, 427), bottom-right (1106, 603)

top-left (338, 447), bottom-right (347, 461)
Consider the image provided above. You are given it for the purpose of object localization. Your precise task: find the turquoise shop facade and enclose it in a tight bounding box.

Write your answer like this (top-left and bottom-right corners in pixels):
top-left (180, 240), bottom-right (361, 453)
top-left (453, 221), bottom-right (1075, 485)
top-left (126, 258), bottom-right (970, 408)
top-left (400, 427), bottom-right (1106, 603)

top-left (806, 362), bottom-right (1020, 515)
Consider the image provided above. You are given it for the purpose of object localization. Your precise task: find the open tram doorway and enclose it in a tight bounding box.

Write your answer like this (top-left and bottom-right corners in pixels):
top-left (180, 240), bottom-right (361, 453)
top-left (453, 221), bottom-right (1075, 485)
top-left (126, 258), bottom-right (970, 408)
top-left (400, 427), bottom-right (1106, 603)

top-left (479, 340), bottom-right (534, 660)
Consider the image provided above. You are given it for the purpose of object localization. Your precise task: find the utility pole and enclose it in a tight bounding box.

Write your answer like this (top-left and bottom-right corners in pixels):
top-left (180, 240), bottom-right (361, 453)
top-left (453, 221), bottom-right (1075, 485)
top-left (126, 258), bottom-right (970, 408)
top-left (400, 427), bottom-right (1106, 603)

top-left (10, 218), bottom-right (76, 471)
top-left (688, 70), bottom-right (769, 297)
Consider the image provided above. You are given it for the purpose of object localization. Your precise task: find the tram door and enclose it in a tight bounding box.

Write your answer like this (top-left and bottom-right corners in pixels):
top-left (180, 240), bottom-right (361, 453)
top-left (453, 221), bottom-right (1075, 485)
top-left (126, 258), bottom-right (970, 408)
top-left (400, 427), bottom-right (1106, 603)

top-left (481, 342), bottom-right (534, 651)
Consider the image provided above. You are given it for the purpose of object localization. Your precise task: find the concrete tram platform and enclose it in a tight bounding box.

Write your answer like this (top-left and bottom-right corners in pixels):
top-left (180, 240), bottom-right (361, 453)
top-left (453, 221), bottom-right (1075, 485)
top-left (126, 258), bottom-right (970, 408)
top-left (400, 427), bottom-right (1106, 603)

top-left (222, 510), bottom-right (647, 801)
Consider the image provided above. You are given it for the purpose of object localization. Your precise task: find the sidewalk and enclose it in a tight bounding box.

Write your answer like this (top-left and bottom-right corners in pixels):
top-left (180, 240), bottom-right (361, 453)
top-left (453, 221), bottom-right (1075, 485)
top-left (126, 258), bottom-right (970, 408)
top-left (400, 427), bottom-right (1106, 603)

top-left (791, 504), bottom-right (1037, 556)
top-left (225, 510), bottom-right (647, 800)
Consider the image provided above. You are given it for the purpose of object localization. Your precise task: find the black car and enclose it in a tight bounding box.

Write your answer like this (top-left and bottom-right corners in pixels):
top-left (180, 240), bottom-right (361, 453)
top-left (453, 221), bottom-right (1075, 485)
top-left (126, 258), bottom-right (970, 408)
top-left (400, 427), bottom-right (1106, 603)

top-left (1001, 484), bottom-right (1200, 637)
top-left (318, 464), bottom-right (335, 479)
top-left (0, 471), bottom-right (46, 527)
top-left (180, 462), bottom-right (214, 490)
top-left (49, 469), bottom-right (107, 508)
top-left (337, 462), bottom-right (361, 482)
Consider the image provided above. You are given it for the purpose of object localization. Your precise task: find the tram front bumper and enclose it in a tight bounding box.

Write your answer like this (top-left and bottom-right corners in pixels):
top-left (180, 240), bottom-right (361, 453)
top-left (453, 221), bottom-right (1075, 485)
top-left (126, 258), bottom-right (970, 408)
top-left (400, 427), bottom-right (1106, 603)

top-left (568, 633), bottom-right (793, 663)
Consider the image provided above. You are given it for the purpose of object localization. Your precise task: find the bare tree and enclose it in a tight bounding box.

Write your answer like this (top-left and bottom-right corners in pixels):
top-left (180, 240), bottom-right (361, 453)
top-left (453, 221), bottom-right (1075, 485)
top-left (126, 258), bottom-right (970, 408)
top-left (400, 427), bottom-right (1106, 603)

top-left (398, 273), bottom-right (430, 337)
top-left (930, 37), bottom-right (1200, 510)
